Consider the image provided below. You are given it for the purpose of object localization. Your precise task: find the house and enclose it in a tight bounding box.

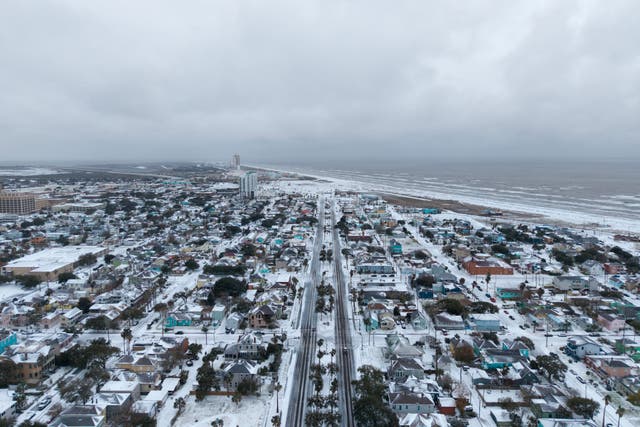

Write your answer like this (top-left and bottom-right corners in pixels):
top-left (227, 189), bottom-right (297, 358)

top-left (615, 375), bottom-right (640, 397)
top-left (224, 333), bottom-right (263, 360)
top-left (165, 312), bottom-right (192, 328)
top-left (131, 400), bottom-right (158, 418)
top-left (0, 389), bottom-right (16, 421)
top-left (41, 311), bottom-right (62, 329)
top-left (388, 358), bottom-right (426, 380)
top-left (389, 239), bottom-right (403, 255)
top-left (580, 260), bottom-right (604, 276)
top-left (7, 343), bottom-right (56, 385)
top-left (496, 287), bottom-right (522, 300)
top-left (210, 304), bottom-right (226, 326)
top-left (115, 355), bottom-right (157, 373)
top-left (584, 355), bottom-right (637, 379)
top-left (100, 381), bottom-right (141, 401)
top-left (52, 405), bottom-right (106, 427)
top-left (482, 349), bottom-right (528, 370)
top-left (408, 312), bottom-right (428, 330)
top-left (225, 312), bottom-right (244, 331)
top-left (93, 392), bottom-right (133, 422)
top-left (0, 331), bottom-right (17, 354)
top-left (222, 359), bottom-right (259, 391)
top-left (379, 311), bottom-right (396, 330)
top-left (248, 305), bottom-right (276, 328)
top-left (389, 392), bottom-right (436, 415)
top-left (437, 397), bottom-right (456, 416)
top-left (469, 314), bottom-right (501, 332)
top-left (551, 276), bottom-right (599, 292)
top-left (510, 361), bottom-right (539, 385)
top-left (386, 335), bottom-right (424, 360)
top-left (62, 307), bottom-right (84, 325)
top-left (597, 312), bottom-right (625, 332)
top-left (564, 337), bottom-right (602, 360)
top-left (0, 303), bottom-right (34, 327)
top-left (537, 419), bottom-right (597, 427)
top-left (490, 409), bottom-right (513, 427)
top-left (434, 313), bottom-right (465, 330)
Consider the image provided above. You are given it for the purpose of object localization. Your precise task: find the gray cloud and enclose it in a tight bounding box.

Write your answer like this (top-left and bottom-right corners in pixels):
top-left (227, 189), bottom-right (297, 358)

top-left (0, 0), bottom-right (639, 164)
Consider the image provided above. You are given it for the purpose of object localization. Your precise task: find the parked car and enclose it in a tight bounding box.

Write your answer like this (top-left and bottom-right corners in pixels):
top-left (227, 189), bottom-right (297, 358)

top-left (175, 331), bottom-right (184, 335)
top-left (185, 360), bottom-right (193, 367)
top-left (577, 376), bottom-right (586, 384)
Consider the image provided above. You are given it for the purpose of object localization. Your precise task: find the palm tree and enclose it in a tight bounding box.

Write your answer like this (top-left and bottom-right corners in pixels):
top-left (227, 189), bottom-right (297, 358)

top-left (120, 328), bottom-right (133, 354)
top-left (274, 382), bottom-right (282, 413)
top-left (202, 325), bottom-right (209, 345)
top-left (173, 397), bottom-right (186, 415)
top-left (154, 302), bottom-right (168, 336)
top-left (603, 395), bottom-right (612, 427)
top-left (616, 406), bottom-right (625, 427)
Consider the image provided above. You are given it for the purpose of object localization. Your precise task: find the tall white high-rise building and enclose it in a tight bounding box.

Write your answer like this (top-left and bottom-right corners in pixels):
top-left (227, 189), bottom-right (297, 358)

top-left (239, 171), bottom-right (257, 199)
top-left (232, 154), bottom-right (241, 170)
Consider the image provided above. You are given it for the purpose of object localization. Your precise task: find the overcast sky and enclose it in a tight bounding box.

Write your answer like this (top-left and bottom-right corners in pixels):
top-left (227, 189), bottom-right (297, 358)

top-left (1, 0), bottom-right (639, 164)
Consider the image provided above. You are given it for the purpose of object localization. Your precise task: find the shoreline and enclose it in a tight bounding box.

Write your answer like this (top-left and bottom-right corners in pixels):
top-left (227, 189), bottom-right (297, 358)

top-left (249, 164), bottom-right (639, 234)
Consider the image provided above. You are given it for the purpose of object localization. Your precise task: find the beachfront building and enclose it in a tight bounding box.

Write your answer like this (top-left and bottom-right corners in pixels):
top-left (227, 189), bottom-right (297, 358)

top-left (240, 171), bottom-right (257, 199)
top-left (0, 188), bottom-right (36, 215)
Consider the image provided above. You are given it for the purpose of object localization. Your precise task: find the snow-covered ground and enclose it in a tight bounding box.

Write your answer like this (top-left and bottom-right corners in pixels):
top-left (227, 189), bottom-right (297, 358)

top-left (264, 168), bottom-right (640, 234)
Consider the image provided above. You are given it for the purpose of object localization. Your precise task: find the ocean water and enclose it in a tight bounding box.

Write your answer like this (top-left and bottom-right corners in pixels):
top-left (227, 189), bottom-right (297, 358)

top-left (261, 160), bottom-right (640, 222)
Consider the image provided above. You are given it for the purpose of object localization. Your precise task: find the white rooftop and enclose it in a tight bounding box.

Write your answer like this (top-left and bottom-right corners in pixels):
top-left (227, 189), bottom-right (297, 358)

top-left (5, 246), bottom-right (105, 273)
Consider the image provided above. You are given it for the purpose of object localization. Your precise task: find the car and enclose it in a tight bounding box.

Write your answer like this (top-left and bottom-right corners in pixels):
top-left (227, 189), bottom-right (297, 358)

top-left (570, 369), bottom-right (577, 375)
top-left (37, 398), bottom-right (51, 411)
top-left (509, 315), bottom-right (515, 320)
top-left (490, 297), bottom-right (496, 302)
top-left (504, 310), bottom-right (509, 314)
top-left (544, 333), bottom-right (553, 337)
top-left (463, 366), bottom-right (470, 371)
top-left (185, 360), bottom-right (193, 367)
top-left (175, 331), bottom-right (184, 335)
top-left (485, 293), bottom-right (491, 299)
top-left (519, 325), bottom-right (525, 329)
top-left (577, 376), bottom-right (586, 384)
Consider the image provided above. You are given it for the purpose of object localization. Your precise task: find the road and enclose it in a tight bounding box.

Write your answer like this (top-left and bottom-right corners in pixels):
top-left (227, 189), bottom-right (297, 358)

top-left (331, 198), bottom-right (355, 427)
top-left (286, 196), bottom-right (324, 427)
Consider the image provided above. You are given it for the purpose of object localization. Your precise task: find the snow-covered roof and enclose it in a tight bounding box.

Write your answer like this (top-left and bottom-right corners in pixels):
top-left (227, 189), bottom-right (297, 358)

top-left (5, 246), bottom-right (105, 273)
